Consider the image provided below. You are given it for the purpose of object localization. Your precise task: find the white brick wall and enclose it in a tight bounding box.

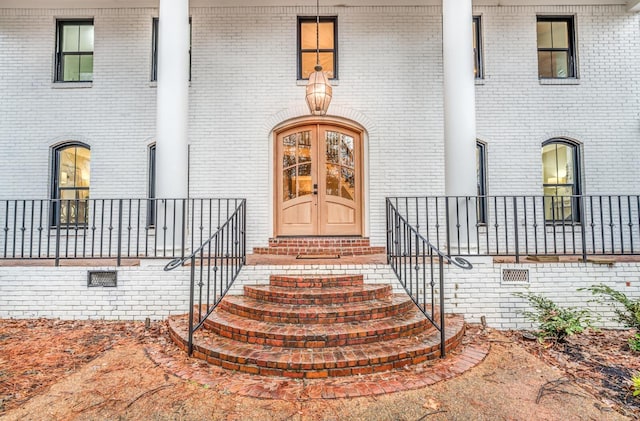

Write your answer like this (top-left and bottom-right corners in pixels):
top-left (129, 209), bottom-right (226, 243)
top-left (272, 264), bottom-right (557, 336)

top-left (0, 6), bottom-right (638, 252)
top-left (2, 259), bottom-right (638, 330)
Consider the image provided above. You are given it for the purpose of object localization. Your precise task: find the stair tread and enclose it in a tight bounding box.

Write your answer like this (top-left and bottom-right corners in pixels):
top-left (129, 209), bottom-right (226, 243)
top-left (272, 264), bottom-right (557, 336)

top-left (244, 284), bottom-right (391, 301)
top-left (171, 314), bottom-right (464, 370)
top-left (204, 305), bottom-right (432, 343)
top-left (221, 294), bottom-right (412, 316)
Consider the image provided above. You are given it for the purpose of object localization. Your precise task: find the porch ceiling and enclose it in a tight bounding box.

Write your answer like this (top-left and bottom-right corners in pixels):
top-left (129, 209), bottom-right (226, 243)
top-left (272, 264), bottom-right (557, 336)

top-left (0, 0), bottom-right (632, 8)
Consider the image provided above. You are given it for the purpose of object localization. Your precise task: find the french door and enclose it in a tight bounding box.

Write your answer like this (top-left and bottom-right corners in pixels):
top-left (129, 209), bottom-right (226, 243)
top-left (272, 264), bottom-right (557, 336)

top-left (275, 124), bottom-right (362, 236)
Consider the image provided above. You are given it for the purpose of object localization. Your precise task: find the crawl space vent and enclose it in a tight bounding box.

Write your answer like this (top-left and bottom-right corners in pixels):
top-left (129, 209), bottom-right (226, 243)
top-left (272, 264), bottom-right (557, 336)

top-left (88, 271), bottom-right (117, 287)
top-left (502, 269), bottom-right (529, 284)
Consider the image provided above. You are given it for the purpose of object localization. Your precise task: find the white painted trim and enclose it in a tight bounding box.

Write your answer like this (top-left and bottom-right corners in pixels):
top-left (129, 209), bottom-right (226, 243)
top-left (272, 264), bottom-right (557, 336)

top-left (628, 0), bottom-right (640, 11)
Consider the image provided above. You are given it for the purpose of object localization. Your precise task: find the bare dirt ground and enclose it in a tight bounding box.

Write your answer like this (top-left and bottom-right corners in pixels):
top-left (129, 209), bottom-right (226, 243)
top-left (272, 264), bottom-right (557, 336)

top-left (0, 318), bottom-right (637, 420)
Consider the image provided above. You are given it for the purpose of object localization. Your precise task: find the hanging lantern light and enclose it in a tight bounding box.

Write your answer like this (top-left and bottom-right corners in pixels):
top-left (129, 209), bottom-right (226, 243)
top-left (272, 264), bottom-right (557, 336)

top-left (305, 0), bottom-right (332, 115)
top-left (306, 65), bottom-right (332, 115)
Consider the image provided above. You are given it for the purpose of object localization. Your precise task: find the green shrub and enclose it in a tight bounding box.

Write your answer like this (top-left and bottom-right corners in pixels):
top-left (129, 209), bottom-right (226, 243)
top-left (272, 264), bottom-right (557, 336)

top-left (633, 373), bottom-right (640, 397)
top-left (514, 291), bottom-right (594, 343)
top-left (629, 334), bottom-right (640, 353)
top-left (581, 284), bottom-right (640, 329)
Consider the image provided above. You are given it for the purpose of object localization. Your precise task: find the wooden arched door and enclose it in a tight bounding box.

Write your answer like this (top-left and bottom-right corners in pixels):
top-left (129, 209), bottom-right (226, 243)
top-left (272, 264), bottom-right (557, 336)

top-left (276, 124), bottom-right (363, 236)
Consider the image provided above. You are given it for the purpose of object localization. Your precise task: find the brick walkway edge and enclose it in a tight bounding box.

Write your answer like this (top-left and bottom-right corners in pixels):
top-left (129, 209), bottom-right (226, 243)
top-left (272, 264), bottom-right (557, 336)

top-left (145, 330), bottom-right (490, 400)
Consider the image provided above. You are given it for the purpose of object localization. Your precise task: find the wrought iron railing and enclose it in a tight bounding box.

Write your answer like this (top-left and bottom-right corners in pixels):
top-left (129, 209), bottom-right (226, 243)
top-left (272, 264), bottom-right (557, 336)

top-left (389, 195), bottom-right (640, 261)
top-left (386, 199), bottom-right (472, 357)
top-left (164, 199), bottom-right (246, 355)
top-left (0, 198), bottom-right (242, 265)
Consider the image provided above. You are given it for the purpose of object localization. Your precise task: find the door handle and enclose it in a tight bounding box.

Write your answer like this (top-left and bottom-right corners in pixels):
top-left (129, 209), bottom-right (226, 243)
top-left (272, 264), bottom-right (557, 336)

top-left (313, 184), bottom-right (318, 195)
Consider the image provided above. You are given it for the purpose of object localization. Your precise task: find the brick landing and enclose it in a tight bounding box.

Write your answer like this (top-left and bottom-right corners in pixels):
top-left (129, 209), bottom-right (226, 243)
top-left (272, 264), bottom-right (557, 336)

top-left (146, 328), bottom-right (489, 399)
top-left (253, 237), bottom-right (386, 256)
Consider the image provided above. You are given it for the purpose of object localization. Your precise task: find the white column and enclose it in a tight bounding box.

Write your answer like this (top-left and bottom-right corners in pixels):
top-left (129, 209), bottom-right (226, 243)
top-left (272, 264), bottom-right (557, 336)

top-left (155, 0), bottom-right (190, 253)
top-left (443, 0), bottom-right (478, 250)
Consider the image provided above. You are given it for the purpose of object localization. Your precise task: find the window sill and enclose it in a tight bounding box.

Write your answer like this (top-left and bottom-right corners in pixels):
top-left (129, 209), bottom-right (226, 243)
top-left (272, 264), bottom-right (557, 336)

top-left (474, 78), bottom-right (485, 86)
top-left (149, 81), bottom-right (192, 88)
top-left (539, 78), bottom-right (580, 86)
top-left (297, 79), bottom-right (340, 87)
top-left (51, 81), bottom-right (93, 89)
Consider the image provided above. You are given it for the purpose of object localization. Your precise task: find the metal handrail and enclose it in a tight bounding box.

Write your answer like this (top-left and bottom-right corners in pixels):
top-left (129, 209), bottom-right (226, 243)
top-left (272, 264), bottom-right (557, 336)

top-left (164, 199), bottom-right (246, 355)
top-left (388, 195), bottom-right (640, 260)
top-left (386, 198), bottom-right (472, 358)
top-left (0, 198), bottom-right (242, 265)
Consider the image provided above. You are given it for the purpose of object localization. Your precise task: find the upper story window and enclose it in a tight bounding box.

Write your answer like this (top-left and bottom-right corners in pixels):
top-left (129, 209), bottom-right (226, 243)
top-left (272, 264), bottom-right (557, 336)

top-left (536, 16), bottom-right (576, 79)
top-left (152, 18), bottom-right (192, 82)
top-left (473, 16), bottom-right (483, 79)
top-left (298, 16), bottom-right (337, 80)
top-left (55, 20), bottom-right (94, 82)
top-left (542, 139), bottom-right (581, 223)
top-left (476, 141), bottom-right (487, 224)
top-left (51, 143), bottom-right (90, 226)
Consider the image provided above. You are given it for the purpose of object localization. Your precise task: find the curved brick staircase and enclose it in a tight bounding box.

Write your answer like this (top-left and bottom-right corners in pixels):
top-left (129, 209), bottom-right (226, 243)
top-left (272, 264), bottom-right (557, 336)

top-left (168, 274), bottom-right (465, 379)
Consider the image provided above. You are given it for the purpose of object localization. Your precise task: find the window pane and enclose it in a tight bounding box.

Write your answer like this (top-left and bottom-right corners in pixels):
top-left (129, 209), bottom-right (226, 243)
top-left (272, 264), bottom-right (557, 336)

top-left (301, 52), bottom-right (334, 79)
top-left (542, 144), bottom-right (557, 184)
top-left (63, 55), bottom-right (80, 81)
top-left (75, 147), bottom-right (91, 187)
top-left (551, 21), bottom-right (568, 48)
top-left (301, 22), bottom-right (318, 50)
top-left (537, 51), bottom-right (552, 78)
top-left (79, 25), bottom-right (94, 51)
top-left (536, 22), bottom-right (552, 49)
top-left (318, 22), bottom-right (334, 49)
top-left (79, 55), bottom-right (93, 81)
top-left (551, 51), bottom-right (569, 78)
top-left (556, 143), bottom-right (574, 184)
top-left (62, 25), bottom-right (80, 52)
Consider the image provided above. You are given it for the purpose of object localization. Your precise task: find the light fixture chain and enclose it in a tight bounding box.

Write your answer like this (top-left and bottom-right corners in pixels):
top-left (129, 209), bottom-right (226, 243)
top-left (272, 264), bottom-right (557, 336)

top-left (316, 0), bottom-right (320, 65)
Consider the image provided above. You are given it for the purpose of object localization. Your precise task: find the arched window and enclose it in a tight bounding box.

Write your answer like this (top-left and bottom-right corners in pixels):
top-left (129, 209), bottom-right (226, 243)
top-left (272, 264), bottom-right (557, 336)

top-left (476, 141), bottom-right (487, 224)
top-left (542, 139), bottom-right (580, 222)
top-left (51, 142), bottom-right (90, 226)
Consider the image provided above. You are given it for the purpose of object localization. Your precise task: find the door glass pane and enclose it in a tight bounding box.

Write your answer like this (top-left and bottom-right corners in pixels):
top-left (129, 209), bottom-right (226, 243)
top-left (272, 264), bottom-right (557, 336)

top-left (298, 163), bottom-right (312, 196)
top-left (62, 25), bottom-right (80, 52)
top-left (326, 132), bottom-right (339, 164)
top-left (298, 132), bottom-right (311, 163)
top-left (283, 134), bottom-right (297, 167)
top-left (283, 168), bottom-right (296, 201)
top-left (63, 55), bottom-right (80, 81)
top-left (340, 135), bottom-right (354, 168)
top-left (340, 168), bottom-right (355, 201)
top-left (326, 164), bottom-right (339, 197)
top-left (75, 147), bottom-right (91, 187)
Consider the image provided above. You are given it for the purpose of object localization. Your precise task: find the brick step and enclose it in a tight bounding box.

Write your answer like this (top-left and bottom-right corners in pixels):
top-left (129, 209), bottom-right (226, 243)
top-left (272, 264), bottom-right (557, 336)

top-left (244, 284), bottom-right (392, 305)
top-left (268, 237), bottom-right (372, 247)
top-left (269, 274), bottom-right (364, 289)
top-left (168, 314), bottom-right (465, 378)
top-left (253, 246), bottom-right (386, 256)
top-left (218, 294), bottom-right (415, 324)
top-left (202, 306), bottom-right (433, 348)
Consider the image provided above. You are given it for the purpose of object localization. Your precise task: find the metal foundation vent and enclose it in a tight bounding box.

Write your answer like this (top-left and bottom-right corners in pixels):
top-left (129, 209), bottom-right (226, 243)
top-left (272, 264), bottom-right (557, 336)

top-left (502, 269), bottom-right (529, 284)
top-left (88, 271), bottom-right (117, 287)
